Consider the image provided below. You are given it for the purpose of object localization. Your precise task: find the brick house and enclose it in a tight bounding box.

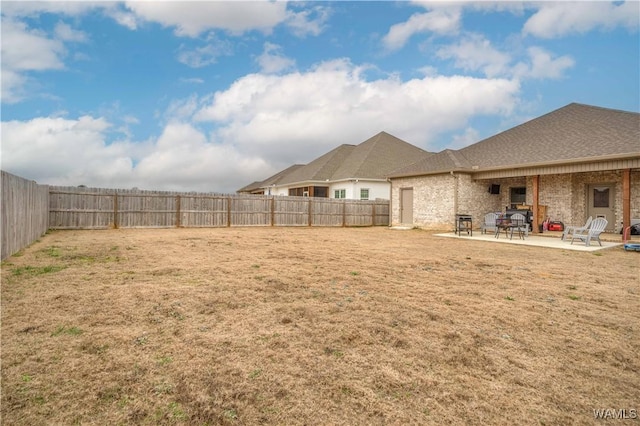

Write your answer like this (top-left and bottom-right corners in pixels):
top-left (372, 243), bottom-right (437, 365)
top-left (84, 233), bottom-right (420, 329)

top-left (387, 103), bottom-right (640, 233)
top-left (239, 132), bottom-right (431, 200)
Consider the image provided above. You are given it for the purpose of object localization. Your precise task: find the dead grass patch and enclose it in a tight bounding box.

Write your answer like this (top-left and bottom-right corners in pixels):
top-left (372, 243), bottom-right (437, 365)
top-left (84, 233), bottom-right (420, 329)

top-left (1, 227), bottom-right (638, 424)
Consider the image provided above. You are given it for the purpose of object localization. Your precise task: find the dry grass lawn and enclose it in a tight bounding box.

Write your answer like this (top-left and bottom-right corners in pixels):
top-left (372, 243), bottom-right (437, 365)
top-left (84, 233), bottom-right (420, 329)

top-left (1, 227), bottom-right (638, 425)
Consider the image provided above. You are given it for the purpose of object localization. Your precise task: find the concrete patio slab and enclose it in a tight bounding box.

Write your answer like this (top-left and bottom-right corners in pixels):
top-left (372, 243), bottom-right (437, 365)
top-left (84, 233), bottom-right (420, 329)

top-left (434, 232), bottom-right (623, 252)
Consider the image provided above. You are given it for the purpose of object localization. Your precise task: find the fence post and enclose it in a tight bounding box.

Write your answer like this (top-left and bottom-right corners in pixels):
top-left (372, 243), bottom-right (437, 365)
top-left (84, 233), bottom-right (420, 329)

top-left (270, 196), bottom-right (275, 226)
top-left (176, 195), bottom-right (181, 228)
top-left (372, 202), bottom-right (376, 226)
top-left (113, 192), bottom-right (119, 229)
top-left (38, 188), bottom-right (390, 230)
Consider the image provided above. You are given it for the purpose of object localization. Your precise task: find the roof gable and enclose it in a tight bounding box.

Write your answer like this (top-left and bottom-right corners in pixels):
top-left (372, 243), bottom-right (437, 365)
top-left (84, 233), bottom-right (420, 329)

top-left (279, 144), bottom-right (356, 184)
top-left (332, 131), bottom-right (433, 179)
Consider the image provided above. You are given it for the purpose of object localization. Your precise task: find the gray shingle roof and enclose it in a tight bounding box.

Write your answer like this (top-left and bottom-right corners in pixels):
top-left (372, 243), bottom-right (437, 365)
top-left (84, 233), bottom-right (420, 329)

top-left (330, 132), bottom-right (433, 180)
top-left (389, 103), bottom-right (640, 177)
top-left (395, 149), bottom-right (472, 175)
top-left (241, 132), bottom-right (432, 191)
top-left (237, 164), bottom-right (304, 193)
top-left (279, 144), bottom-right (356, 185)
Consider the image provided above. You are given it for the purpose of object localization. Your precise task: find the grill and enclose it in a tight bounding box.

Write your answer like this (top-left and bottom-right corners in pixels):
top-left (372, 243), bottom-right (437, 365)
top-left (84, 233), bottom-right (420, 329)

top-left (455, 214), bottom-right (473, 236)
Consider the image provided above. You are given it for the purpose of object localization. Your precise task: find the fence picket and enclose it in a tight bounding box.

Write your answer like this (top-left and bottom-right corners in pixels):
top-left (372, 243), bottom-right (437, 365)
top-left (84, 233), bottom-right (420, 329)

top-left (47, 187), bottom-right (389, 229)
top-left (1, 171), bottom-right (49, 259)
top-left (2, 175), bottom-right (389, 260)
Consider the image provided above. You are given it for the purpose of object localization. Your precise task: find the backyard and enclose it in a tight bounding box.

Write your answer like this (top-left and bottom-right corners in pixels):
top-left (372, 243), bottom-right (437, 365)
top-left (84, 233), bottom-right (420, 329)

top-left (1, 227), bottom-right (638, 425)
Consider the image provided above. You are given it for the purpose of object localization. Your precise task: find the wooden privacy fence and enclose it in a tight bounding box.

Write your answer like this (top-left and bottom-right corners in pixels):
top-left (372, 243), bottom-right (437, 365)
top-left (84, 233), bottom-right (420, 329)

top-left (49, 186), bottom-right (389, 229)
top-left (1, 171), bottom-right (49, 260)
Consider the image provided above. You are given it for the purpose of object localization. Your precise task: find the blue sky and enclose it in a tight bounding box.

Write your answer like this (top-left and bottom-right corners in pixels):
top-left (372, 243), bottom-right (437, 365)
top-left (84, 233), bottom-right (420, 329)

top-left (1, 1), bottom-right (638, 193)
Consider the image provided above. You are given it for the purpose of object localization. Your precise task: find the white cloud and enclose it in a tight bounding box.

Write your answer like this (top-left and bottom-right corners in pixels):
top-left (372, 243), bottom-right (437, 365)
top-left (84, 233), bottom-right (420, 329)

top-left (437, 35), bottom-right (574, 81)
top-left (104, 8), bottom-right (139, 31)
top-left (436, 34), bottom-right (511, 78)
top-left (523, 1), bottom-right (640, 39)
top-left (285, 5), bottom-right (331, 37)
top-left (382, 6), bottom-right (461, 51)
top-left (447, 127), bottom-right (480, 150)
top-left (124, 115), bottom-right (139, 125)
top-left (163, 95), bottom-right (202, 123)
top-left (1, 69), bottom-right (28, 104)
top-left (123, 1), bottom-right (289, 37)
top-left (133, 122), bottom-right (271, 192)
top-left (513, 47), bottom-right (575, 80)
top-left (0, 18), bottom-right (67, 103)
top-left (464, 1), bottom-right (526, 15)
top-left (1, 16), bottom-right (88, 103)
top-left (0, 115), bottom-right (271, 193)
top-left (0, 1), bottom-right (102, 18)
top-left (176, 39), bottom-right (233, 68)
top-left (256, 43), bottom-right (296, 74)
top-left (0, 116), bottom-right (133, 185)
top-left (195, 59), bottom-right (520, 164)
top-left (1, 18), bottom-right (66, 72)
top-left (1, 58), bottom-right (521, 193)
top-left (54, 22), bottom-right (88, 43)
top-left (122, 2), bottom-right (330, 39)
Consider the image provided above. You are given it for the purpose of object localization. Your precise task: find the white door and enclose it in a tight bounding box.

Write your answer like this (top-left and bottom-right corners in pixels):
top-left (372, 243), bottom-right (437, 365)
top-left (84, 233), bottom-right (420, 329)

top-left (400, 188), bottom-right (413, 224)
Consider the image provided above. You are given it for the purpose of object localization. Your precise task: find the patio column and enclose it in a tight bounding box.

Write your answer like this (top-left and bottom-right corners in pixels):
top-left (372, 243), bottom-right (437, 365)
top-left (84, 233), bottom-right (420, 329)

top-left (623, 169), bottom-right (631, 239)
top-left (532, 175), bottom-right (540, 234)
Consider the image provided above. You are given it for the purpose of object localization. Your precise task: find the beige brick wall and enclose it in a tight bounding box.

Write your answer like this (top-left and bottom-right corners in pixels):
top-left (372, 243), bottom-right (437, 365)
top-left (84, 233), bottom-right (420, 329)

top-left (391, 170), bottom-right (639, 232)
top-left (632, 170), bottom-right (640, 221)
top-left (570, 170), bottom-right (640, 231)
top-left (538, 174), bottom-right (572, 224)
top-left (390, 175), bottom-right (456, 229)
top-left (456, 174), bottom-right (503, 228)
top-left (391, 174), bottom-right (521, 230)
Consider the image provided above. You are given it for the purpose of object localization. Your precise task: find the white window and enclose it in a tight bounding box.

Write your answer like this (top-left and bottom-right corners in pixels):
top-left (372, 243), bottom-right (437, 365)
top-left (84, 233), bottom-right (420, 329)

top-left (334, 189), bottom-right (346, 199)
top-left (360, 188), bottom-right (369, 200)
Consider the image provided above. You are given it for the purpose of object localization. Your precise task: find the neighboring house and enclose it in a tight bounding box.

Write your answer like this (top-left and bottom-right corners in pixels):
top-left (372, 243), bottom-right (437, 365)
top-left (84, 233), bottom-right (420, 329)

top-left (238, 132), bottom-right (432, 200)
top-left (388, 103), bottom-right (640, 233)
top-left (237, 164), bottom-right (304, 195)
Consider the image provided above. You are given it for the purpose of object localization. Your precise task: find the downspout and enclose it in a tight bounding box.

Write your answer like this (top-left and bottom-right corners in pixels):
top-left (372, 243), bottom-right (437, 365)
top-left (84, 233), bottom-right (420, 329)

top-left (451, 171), bottom-right (459, 228)
top-left (387, 178), bottom-right (392, 227)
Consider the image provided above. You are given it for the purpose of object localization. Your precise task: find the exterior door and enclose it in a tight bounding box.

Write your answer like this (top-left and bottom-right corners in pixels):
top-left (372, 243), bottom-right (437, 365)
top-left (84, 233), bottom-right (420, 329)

top-left (400, 188), bottom-right (413, 224)
top-left (587, 184), bottom-right (614, 230)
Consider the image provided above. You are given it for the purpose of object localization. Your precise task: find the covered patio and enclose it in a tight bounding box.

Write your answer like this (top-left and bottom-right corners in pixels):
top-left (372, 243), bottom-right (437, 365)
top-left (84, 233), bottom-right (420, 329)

top-left (435, 230), bottom-right (630, 252)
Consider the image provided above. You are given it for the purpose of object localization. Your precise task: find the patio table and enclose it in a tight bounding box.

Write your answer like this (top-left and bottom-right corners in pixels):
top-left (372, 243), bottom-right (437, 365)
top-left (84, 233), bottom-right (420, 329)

top-left (495, 217), bottom-right (525, 240)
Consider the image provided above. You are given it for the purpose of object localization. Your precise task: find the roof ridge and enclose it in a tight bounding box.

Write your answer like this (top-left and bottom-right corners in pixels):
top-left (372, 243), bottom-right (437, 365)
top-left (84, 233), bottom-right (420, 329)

top-left (568, 102), bottom-right (639, 115)
top-left (349, 132), bottom-right (384, 176)
top-left (307, 144), bottom-right (355, 180)
top-left (443, 149), bottom-right (472, 169)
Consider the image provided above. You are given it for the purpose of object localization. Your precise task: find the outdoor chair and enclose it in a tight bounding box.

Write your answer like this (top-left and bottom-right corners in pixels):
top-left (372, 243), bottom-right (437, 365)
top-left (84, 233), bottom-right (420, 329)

top-left (481, 212), bottom-right (498, 234)
top-left (571, 217), bottom-right (608, 247)
top-left (561, 216), bottom-right (592, 241)
top-left (509, 213), bottom-right (529, 239)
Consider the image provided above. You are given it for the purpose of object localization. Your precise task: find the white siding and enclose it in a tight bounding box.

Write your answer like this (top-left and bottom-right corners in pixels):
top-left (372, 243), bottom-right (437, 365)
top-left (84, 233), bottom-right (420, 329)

top-left (269, 180), bottom-right (391, 200)
top-left (330, 181), bottom-right (390, 200)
